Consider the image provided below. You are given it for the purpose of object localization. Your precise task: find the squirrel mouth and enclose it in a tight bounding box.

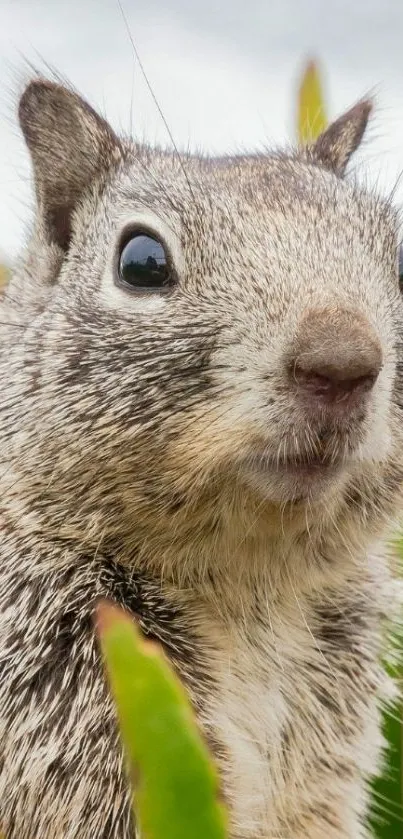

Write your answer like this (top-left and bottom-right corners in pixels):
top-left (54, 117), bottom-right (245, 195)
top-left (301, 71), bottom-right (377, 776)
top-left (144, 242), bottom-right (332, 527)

top-left (246, 451), bottom-right (340, 474)
top-left (239, 449), bottom-right (346, 498)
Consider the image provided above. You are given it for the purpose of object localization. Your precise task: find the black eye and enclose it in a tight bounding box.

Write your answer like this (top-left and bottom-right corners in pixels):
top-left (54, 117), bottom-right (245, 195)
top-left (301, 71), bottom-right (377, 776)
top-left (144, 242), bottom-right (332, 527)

top-left (399, 246), bottom-right (403, 293)
top-left (117, 233), bottom-right (173, 292)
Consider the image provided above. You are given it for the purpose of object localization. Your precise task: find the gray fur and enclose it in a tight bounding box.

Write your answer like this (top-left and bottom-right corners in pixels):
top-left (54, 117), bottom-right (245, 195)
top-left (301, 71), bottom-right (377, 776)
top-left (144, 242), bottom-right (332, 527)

top-left (0, 79), bottom-right (402, 839)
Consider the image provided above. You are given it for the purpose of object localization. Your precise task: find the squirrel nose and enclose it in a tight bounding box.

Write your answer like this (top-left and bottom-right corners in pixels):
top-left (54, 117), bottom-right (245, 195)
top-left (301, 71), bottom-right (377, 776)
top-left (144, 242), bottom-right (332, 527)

top-left (289, 308), bottom-right (382, 407)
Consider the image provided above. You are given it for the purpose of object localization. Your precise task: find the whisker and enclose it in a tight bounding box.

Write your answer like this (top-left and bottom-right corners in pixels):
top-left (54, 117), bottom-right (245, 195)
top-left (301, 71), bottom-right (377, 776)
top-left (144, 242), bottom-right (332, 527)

top-left (116, 0), bottom-right (198, 207)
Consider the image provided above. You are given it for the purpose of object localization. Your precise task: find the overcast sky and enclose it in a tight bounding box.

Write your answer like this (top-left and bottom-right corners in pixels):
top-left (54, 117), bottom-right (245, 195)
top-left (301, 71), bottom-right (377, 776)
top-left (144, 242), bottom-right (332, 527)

top-left (1, 0), bottom-right (403, 260)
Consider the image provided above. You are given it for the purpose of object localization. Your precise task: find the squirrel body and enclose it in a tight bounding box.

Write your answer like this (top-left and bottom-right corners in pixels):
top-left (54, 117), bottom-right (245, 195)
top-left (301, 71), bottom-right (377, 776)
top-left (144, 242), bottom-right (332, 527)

top-left (0, 79), bottom-right (402, 839)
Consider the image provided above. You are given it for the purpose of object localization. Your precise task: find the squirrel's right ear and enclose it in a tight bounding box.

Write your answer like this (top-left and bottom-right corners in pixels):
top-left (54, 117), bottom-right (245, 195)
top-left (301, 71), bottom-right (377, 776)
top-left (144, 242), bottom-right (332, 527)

top-left (19, 79), bottom-right (123, 251)
top-left (307, 98), bottom-right (372, 176)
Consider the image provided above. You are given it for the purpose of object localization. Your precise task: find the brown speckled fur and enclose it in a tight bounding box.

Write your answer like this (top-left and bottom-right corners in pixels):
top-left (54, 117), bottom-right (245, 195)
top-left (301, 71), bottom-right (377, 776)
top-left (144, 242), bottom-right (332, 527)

top-left (0, 78), bottom-right (402, 839)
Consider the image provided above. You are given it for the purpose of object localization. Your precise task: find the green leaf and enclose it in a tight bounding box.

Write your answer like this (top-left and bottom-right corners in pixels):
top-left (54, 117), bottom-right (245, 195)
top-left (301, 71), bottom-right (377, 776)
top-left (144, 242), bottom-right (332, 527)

top-left (370, 701), bottom-right (402, 839)
top-left (96, 601), bottom-right (228, 839)
top-left (297, 58), bottom-right (327, 145)
top-left (370, 538), bottom-right (403, 838)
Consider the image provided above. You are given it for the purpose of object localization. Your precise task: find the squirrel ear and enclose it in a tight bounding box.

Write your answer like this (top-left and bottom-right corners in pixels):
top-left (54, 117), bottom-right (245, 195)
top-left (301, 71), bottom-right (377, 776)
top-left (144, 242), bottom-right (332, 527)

top-left (19, 79), bottom-right (123, 251)
top-left (307, 99), bottom-right (372, 176)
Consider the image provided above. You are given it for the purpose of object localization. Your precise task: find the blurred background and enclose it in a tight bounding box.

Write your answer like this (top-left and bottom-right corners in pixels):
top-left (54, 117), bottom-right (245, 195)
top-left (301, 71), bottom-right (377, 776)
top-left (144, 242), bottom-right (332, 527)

top-left (0, 0), bottom-right (401, 834)
top-left (1, 0), bottom-right (403, 262)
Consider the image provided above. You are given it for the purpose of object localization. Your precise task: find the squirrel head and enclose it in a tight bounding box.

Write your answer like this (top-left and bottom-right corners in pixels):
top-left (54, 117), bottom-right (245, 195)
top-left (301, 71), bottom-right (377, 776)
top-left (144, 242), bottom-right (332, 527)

top-left (4, 78), bottom-right (403, 578)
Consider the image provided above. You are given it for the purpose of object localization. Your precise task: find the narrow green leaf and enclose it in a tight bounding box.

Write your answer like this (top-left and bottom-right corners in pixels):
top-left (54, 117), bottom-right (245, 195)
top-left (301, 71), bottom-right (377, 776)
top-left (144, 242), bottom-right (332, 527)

top-left (370, 702), bottom-right (402, 839)
top-left (297, 58), bottom-right (327, 145)
top-left (97, 601), bottom-right (228, 839)
top-left (370, 538), bottom-right (403, 838)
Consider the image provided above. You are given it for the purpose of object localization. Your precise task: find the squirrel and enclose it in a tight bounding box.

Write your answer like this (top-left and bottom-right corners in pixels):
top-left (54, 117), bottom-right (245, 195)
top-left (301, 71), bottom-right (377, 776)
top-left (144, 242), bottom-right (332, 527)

top-left (0, 75), bottom-right (402, 839)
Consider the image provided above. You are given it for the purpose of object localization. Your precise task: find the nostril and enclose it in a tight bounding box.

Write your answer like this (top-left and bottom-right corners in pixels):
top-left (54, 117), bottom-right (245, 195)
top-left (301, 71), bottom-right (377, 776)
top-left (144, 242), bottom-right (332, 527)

top-left (294, 365), bottom-right (380, 402)
top-left (288, 307), bottom-right (383, 411)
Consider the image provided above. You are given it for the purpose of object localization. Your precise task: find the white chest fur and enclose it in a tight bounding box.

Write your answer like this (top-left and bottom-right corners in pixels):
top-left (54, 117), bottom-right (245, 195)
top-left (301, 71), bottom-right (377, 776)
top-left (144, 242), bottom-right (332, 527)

top-left (194, 588), bottom-right (385, 839)
top-left (212, 632), bottom-right (287, 837)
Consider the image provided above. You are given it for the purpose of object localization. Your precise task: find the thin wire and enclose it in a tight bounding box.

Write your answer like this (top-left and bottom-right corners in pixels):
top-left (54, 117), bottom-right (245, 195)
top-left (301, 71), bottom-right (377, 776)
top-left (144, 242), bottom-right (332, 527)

top-left (116, 0), bottom-right (197, 205)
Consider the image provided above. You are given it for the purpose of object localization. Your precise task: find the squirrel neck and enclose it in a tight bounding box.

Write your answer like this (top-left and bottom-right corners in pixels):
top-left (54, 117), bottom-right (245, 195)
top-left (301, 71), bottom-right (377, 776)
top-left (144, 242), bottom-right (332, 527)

top-left (0, 461), bottom-right (389, 610)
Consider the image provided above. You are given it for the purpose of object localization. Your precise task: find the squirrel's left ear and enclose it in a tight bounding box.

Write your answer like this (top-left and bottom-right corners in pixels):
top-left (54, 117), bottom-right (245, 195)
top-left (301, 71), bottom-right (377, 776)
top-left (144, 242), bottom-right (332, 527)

top-left (19, 79), bottom-right (123, 251)
top-left (307, 98), bottom-right (373, 176)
